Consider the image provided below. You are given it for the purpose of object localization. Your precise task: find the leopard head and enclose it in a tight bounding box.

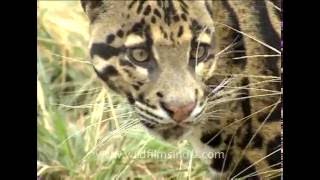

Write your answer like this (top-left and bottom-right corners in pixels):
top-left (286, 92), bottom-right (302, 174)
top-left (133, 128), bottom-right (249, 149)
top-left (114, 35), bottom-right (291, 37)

top-left (82, 0), bottom-right (218, 142)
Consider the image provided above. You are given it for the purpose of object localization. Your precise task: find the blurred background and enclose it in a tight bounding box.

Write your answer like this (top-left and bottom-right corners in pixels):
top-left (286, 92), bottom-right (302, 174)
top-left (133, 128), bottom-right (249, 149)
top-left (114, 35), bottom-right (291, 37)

top-left (37, 1), bottom-right (209, 179)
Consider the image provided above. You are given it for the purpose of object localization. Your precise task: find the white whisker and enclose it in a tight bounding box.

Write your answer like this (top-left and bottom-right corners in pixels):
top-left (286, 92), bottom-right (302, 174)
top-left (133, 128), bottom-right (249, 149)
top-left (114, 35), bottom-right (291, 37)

top-left (214, 22), bottom-right (281, 54)
top-left (208, 85), bottom-right (280, 93)
top-left (203, 101), bottom-right (280, 154)
top-left (220, 131), bottom-right (236, 180)
top-left (230, 99), bottom-right (281, 178)
top-left (241, 163), bottom-right (282, 178)
top-left (208, 92), bottom-right (281, 106)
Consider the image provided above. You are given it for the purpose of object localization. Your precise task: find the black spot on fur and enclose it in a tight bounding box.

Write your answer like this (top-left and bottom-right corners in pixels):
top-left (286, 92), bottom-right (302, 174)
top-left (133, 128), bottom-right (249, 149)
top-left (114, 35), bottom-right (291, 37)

top-left (258, 103), bottom-right (281, 123)
top-left (159, 26), bottom-right (165, 33)
top-left (266, 135), bottom-right (281, 169)
top-left (160, 26), bottom-right (167, 38)
top-left (106, 34), bottom-right (115, 44)
top-left (231, 158), bottom-right (258, 179)
top-left (181, 13), bottom-right (187, 21)
top-left (130, 20), bottom-right (145, 35)
top-left (80, 0), bottom-right (103, 22)
top-left (170, 32), bottom-right (174, 41)
top-left (137, 0), bottom-right (146, 14)
top-left (93, 66), bottom-right (119, 91)
top-left (151, 16), bottom-right (156, 24)
top-left (210, 150), bottom-right (233, 172)
top-left (143, 5), bottom-right (151, 16)
top-left (224, 135), bottom-right (234, 146)
top-left (126, 93), bottom-right (135, 104)
top-left (237, 121), bottom-right (253, 149)
top-left (178, 0), bottom-right (188, 8)
top-left (191, 20), bottom-right (203, 32)
top-left (153, 9), bottom-right (162, 18)
top-left (255, 0), bottom-right (281, 51)
top-left (116, 30), bottom-right (124, 38)
top-left (207, 54), bottom-right (215, 61)
top-left (164, 32), bottom-right (168, 39)
top-left (138, 93), bottom-right (144, 103)
top-left (220, 0), bottom-right (246, 69)
top-left (240, 78), bottom-right (252, 118)
top-left (199, 101), bottom-right (204, 106)
top-left (101, 66), bottom-right (119, 77)
top-left (205, 29), bottom-right (211, 35)
top-left (173, 15), bottom-right (180, 22)
top-left (177, 26), bottom-right (184, 37)
top-left (90, 43), bottom-right (122, 60)
top-left (156, 1), bottom-right (162, 7)
top-left (180, 5), bottom-right (189, 15)
top-left (231, 42), bottom-right (246, 66)
top-left (156, 92), bottom-right (163, 98)
top-left (140, 18), bottom-right (145, 25)
top-left (128, 0), bottom-right (137, 9)
top-left (81, 0), bottom-right (103, 10)
top-left (132, 84), bottom-right (140, 90)
top-left (163, 0), bottom-right (176, 25)
top-left (123, 69), bottom-right (133, 78)
top-left (252, 133), bottom-right (263, 148)
top-left (200, 131), bottom-right (222, 148)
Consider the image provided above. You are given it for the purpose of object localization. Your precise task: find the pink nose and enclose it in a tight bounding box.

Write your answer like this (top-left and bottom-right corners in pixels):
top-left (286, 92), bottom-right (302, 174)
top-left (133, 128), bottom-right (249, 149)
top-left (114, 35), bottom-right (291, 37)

top-left (162, 102), bottom-right (196, 122)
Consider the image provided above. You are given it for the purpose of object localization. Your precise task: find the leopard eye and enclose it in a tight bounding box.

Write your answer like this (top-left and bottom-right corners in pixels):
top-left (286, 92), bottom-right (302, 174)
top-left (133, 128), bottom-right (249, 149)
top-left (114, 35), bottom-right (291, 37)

top-left (190, 44), bottom-right (209, 62)
top-left (128, 48), bottom-right (149, 62)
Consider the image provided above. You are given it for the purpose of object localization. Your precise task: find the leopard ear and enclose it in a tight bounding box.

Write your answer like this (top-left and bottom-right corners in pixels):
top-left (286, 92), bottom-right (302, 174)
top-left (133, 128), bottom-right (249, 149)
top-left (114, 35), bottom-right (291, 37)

top-left (80, 0), bottom-right (104, 22)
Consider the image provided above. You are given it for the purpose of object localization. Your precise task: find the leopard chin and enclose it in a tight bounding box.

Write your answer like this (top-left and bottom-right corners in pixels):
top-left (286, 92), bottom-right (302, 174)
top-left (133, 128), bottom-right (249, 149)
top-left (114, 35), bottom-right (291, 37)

top-left (142, 123), bottom-right (196, 143)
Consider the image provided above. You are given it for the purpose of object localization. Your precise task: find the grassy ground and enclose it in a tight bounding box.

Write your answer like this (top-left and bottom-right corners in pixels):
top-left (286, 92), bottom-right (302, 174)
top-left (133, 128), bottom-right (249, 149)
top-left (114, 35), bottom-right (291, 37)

top-left (37, 1), bottom-right (209, 179)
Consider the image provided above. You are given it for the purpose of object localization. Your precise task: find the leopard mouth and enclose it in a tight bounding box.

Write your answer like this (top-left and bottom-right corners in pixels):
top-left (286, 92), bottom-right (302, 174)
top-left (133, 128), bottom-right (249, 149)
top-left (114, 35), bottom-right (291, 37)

top-left (141, 118), bottom-right (199, 129)
top-left (138, 106), bottom-right (204, 142)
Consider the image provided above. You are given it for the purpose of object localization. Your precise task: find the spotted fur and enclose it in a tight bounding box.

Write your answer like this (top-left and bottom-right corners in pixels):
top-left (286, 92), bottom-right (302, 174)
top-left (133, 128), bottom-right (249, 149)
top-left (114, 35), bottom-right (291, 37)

top-left (81, 0), bottom-right (282, 179)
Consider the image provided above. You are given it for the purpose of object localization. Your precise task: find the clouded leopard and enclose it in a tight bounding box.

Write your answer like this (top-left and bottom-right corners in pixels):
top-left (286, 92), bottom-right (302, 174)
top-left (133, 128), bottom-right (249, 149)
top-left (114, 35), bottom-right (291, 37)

top-left (81, 0), bottom-right (282, 179)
